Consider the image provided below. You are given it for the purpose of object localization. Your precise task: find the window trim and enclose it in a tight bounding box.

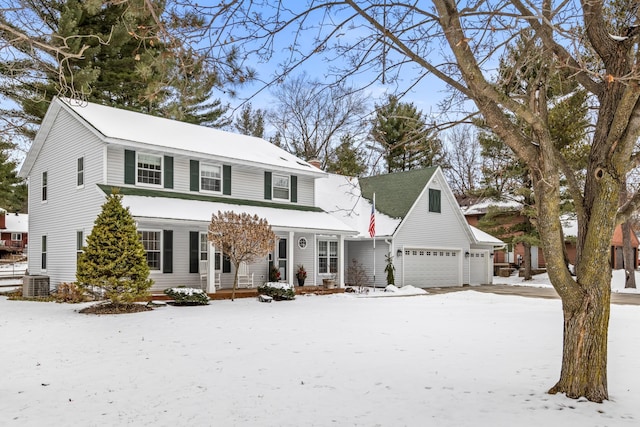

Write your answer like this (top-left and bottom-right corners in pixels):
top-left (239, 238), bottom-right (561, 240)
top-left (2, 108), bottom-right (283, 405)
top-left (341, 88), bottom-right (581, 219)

top-left (77, 157), bottom-right (84, 188)
top-left (41, 235), bottom-right (47, 271)
top-left (138, 229), bottom-right (162, 271)
top-left (11, 232), bottom-right (22, 242)
top-left (199, 232), bottom-right (208, 261)
top-left (272, 173), bottom-right (290, 201)
top-left (428, 188), bottom-right (441, 213)
top-left (76, 230), bottom-right (83, 260)
top-left (317, 239), bottom-right (338, 275)
top-left (136, 152), bottom-right (163, 187)
top-left (199, 163), bottom-right (223, 194)
top-left (42, 171), bottom-right (48, 202)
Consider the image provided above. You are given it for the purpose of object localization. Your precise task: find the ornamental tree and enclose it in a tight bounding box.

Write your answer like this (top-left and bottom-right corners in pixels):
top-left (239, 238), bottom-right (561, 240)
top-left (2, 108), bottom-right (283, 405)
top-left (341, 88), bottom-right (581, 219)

top-left (208, 211), bottom-right (277, 301)
top-left (76, 190), bottom-right (153, 306)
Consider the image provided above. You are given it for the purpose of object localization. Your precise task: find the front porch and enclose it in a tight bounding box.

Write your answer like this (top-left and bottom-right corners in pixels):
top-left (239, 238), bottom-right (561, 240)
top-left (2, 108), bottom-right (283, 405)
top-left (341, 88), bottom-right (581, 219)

top-left (151, 285), bottom-right (345, 301)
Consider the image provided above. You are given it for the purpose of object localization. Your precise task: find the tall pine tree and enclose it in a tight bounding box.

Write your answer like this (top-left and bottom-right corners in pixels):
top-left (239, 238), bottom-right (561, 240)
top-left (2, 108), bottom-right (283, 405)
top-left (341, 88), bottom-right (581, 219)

top-left (370, 95), bottom-right (444, 173)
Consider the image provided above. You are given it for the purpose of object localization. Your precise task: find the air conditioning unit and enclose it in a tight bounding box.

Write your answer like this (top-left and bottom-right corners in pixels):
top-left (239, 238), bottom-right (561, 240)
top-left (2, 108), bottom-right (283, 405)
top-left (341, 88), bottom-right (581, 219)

top-left (23, 275), bottom-right (50, 297)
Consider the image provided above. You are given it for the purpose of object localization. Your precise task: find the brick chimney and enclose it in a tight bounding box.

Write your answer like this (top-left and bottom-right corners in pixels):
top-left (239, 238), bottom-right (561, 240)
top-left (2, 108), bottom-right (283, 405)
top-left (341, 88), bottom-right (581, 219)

top-left (308, 158), bottom-right (322, 169)
top-left (0, 211), bottom-right (5, 230)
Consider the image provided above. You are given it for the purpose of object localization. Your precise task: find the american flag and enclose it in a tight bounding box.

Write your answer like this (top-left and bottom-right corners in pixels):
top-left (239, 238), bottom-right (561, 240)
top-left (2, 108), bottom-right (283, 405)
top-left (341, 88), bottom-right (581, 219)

top-left (368, 203), bottom-right (376, 238)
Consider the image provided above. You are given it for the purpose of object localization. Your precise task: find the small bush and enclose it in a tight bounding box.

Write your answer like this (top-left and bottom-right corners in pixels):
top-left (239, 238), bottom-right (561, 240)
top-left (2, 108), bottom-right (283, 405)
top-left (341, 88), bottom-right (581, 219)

top-left (164, 287), bottom-right (210, 306)
top-left (257, 282), bottom-right (295, 301)
top-left (53, 282), bottom-right (88, 303)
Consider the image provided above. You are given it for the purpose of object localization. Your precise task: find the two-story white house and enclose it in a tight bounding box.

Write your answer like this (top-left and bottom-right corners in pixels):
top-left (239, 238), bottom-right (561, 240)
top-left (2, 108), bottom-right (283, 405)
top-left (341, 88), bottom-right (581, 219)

top-left (18, 98), bottom-right (355, 292)
top-left (19, 97), bottom-right (502, 293)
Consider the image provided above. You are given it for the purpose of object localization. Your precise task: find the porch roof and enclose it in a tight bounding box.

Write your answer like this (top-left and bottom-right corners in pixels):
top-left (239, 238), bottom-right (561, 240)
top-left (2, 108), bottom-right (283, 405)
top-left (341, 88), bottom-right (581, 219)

top-left (121, 194), bottom-right (357, 234)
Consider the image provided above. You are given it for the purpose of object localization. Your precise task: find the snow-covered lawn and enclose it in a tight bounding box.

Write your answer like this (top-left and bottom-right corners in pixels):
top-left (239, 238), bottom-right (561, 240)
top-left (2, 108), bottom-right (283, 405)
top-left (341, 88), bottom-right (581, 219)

top-left (1, 278), bottom-right (639, 426)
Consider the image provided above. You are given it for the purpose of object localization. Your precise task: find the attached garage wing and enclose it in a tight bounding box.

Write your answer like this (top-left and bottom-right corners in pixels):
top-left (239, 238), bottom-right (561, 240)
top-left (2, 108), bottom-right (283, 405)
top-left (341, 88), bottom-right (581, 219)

top-left (403, 248), bottom-right (462, 287)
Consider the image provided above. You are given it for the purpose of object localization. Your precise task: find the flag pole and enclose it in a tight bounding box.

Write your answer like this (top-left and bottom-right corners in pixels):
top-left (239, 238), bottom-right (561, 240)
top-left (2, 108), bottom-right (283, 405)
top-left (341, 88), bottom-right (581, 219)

top-left (372, 193), bottom-right (376, 292)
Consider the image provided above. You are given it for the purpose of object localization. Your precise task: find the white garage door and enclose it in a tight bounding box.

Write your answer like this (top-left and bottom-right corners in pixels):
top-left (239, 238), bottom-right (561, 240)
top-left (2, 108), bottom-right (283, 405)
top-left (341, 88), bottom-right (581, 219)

top-left (403, 248), bottom-right (460, 287)
top-left (469, 250), bottom-right (490, 285)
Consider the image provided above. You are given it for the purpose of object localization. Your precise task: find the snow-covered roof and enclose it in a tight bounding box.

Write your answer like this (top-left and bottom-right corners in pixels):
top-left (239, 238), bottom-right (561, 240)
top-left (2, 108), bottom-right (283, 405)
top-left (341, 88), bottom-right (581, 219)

top-left (22, 98), bottom-right (324, 178)
top-left (461, 198), bottom-right (523, 216)
top-left (0, 210), bottom-right (28, 233)
top-left (470, 225), bottom-right (505, 247)
top-left (561, 214), bottom-right (578, 238)
top-left (315, 173), bottom-right (401, 238)
top-left (122, 195), bottom-right (356, 234)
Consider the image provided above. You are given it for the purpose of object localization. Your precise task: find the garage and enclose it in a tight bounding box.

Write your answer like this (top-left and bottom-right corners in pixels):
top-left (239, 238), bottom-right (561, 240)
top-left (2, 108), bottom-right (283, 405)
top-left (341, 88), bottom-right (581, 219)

top-left (403, 248), bottom-right (461, 287)
top-left (469, 250), bottom-right (490, 285)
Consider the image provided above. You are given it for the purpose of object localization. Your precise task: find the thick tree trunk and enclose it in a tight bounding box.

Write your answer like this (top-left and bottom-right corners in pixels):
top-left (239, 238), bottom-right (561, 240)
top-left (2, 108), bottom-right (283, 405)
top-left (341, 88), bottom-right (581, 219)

top-left (549, 287), bottom-right (610, 402)
top-left (522, 242), bottom-right (532, 280)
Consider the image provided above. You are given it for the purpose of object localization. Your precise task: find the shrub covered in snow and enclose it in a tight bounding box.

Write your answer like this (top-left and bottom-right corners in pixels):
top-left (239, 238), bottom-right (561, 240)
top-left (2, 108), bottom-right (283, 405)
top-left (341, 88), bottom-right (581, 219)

top-left (257, 282), bottom-right (295, 301)
top-left (164, 287), bottom-right (210, 305)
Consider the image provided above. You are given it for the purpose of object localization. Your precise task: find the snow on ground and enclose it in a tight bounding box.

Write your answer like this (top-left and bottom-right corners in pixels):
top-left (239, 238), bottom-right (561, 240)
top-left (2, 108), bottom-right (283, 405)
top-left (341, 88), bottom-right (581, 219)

top-left (494, 267), bottom-right (640, 294)
top-left (2, 282), bottom-right (639, 426)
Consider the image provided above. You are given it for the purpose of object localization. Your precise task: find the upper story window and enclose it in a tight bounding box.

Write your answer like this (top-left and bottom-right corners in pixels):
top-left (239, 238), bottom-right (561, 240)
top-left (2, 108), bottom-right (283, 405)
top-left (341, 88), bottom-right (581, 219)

top-left (77, 157), bottom-right (84, 187)
top-left (201, 164), bottom-right (222, 193)
top-left (428, 188), bottom-right (441, 213)
top-left (137, 153), bottom-right (162, 186)
top-left (273, 174), bottom-right (290, 200)
top-left (42, 171), bottom-right (48, 202)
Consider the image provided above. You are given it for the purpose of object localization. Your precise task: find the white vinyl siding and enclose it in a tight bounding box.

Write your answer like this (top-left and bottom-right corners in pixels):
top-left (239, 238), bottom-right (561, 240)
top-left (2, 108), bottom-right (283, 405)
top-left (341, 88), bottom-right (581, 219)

top-left (26, 107), bottom-right (106, 283)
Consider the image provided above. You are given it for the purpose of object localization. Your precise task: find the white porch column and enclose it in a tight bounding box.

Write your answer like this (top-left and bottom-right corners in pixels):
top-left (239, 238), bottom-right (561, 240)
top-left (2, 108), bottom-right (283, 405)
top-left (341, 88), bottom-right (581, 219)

top-left (338, 234), bottom-right (345, 288)
top-left (207, 241), bottom-right (216, 293)
top-left (288, 231), bottom-right (294, 286)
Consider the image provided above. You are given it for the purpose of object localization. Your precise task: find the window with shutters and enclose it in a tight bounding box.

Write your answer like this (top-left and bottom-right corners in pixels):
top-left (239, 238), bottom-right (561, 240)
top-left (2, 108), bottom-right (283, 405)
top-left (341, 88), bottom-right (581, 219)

top-left (200, 163), bottom-right (222, 193)
top-left (273, 174), bottom-right (290, 200)
top-left (137, 153), bottom-right (162, 186)
top-left (138, 230), bottom-right (161, 270)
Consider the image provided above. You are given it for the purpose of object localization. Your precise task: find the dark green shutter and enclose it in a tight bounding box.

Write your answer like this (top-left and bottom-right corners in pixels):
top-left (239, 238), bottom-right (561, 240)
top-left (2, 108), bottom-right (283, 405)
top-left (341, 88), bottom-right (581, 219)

top-left (164, 156), bottom-right (173, 189)
top-left (429, 189), bottom-right (441, 213)
top-left (163, 230), bottom-right (173, 273)
top-left (264, 171), bottom-right (272, 200)
top-left (189, 231), bottom-right (199, 273)
top-left (190, 160), bottom-right (199, 191)
top-left (223, 255), bottom-right (231, 273)
top-left (223, 164), bottom-right (232, 195)
top-left (124, 150), bottom-right (136, 184)
top-left (291, 175), bottom-right (297, 203)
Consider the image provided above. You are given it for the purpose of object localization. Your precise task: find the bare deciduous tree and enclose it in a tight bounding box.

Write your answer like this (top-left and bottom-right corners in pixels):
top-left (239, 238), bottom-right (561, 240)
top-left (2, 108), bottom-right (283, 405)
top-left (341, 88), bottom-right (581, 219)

top-left (443, 125), bottom-right (481, 196)
top-left (182, 0), bottom-right (640, 403)
top-left (267, 73), bottom-right (369, 167)
top-left (208, 211), bottom-right (276, 301)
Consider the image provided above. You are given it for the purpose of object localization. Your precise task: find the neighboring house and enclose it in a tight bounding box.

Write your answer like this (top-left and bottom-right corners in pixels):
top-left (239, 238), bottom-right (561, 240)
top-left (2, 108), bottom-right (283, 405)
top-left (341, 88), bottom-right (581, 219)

top-left (562, 216), bottom-right (638, 270)
top-left (460, 197), bottom-right (545, 269)
top-left (0, 208), bottom-right (28, 258)
top-left (18, 98), bottom-right (503, 292)
top-left (316, 169), bottom-right (504, 287)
